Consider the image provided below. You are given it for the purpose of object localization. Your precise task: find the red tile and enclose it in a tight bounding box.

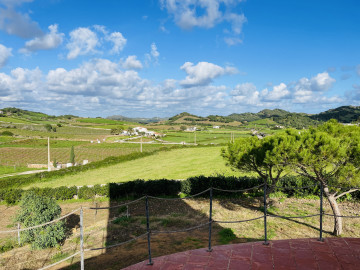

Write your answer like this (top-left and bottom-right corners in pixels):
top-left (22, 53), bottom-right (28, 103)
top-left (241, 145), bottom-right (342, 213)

top-left (207, 258), bottom-right (229, 268)
top-left (253, 244), bottom-right (272, 255)
top-left (252, 252), bottom-right (273, 263)
top-left (271, 240), bottom-right (290, 249)
top-left (182, 264), bottom-right (206, 270)
top-left (231, 250), bottom-right (252, 260)
top-left (251, 261), bottom-right (274, 270)
top-left (228, 259), bottom-right (251, 270)
top-left (290, 240), bottom-right (310, 250)
top-left (317, 260), bottom-right (341, 270)
top-left (166, 253), bottom-right (189, 263)
top-left (159, 261), bottom-right (185, 270)
top-left (190, 249), bottom-right (212, 257)
top-left (187, 255), bottom-right (209, 266)
top-left (335, 254), bottom-right (360, 264)
top-left (210, 249), bottom-right (231, 260)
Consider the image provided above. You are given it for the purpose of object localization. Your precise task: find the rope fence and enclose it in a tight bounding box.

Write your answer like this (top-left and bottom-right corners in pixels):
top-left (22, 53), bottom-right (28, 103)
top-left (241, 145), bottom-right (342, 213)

top-left (1, 182), bottom-right (360, 269)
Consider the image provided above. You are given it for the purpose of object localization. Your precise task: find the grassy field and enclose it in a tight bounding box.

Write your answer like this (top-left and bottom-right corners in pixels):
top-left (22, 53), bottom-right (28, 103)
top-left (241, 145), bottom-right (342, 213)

top-left (163, 130), bottom-right (250, 144)
top-left (26, 146), bottom-right (243, 188)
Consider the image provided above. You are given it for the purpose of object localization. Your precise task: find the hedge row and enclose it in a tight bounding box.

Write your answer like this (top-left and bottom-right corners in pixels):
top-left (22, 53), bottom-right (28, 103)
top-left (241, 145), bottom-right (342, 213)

top-left (1, 175), bottom-right (359, 205)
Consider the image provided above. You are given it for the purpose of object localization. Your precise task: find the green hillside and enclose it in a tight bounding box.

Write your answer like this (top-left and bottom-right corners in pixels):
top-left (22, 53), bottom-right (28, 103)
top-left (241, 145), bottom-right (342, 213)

top-left (311, 106), bottom-right (360, 123)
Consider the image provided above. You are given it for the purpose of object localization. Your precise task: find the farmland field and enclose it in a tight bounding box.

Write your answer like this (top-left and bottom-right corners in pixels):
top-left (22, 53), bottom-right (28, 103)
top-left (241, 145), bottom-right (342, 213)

top-left (0, 140), bottom-right (170, 167)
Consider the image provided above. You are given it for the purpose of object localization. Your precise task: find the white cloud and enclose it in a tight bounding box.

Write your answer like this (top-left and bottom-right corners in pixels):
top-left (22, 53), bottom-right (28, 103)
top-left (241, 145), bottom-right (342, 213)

top-left (20, 24), bottom-right (64, 53)
top-left (230, 82), bottom-right (260, 105)
top-left (310, 72), bottom-right (336, 91)
top-left (180, 61), bottom-right (237, 87)
top-left (265, 83), bottom-right (290, 100)
top-left (0, 0), bottom-right (42, 39)
top-left (160, 0), bottom-right (246, 45)
top-left (106, 32), bottom-right (127, 54)
top-left (122, 55), bottom-right (143, 70)
top-left (145, 42), bottom-right (160, 65)
top-left (66, 27), bottom-right (99, 59)
top-left (0, 44), bottom-right (12, 68)
top-left (357, 65), bottom-right (360, 76)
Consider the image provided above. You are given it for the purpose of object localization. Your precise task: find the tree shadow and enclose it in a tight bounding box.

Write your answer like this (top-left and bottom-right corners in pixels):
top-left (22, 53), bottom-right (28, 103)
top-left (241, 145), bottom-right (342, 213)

top-left (216, 191), bottom-right (333, 236)
top-left (61, 187), bottom-right (264, 269)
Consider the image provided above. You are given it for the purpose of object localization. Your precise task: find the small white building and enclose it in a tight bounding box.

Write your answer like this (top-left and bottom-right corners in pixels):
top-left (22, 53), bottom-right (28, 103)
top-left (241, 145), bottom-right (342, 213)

top-left (186, 127), bottom-right (197, 132)
top-left (213, 126), bottom-right (220, 129)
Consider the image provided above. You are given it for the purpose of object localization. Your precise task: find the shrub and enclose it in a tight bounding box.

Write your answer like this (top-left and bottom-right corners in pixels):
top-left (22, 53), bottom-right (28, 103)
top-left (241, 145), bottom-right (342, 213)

top-left (4, 189), bottom-right (23, 205)
top-left (78, 186), bottom-right (96, 200)
top-left (16, 192), bottom-right (66, 249)
top-left (0, 131), bottom-right (13, 136)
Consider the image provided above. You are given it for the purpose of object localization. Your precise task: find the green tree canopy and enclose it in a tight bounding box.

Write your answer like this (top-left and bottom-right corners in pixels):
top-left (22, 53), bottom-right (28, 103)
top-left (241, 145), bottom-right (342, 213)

top-left (16, 192), bottom-right (66, 249)
top-left (286, 120), bottom-right (360, 235)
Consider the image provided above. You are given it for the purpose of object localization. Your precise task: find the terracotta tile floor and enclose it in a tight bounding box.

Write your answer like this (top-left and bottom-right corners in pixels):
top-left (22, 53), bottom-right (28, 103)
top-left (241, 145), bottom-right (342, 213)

top-left (123, 238), bottom-right (360, 269)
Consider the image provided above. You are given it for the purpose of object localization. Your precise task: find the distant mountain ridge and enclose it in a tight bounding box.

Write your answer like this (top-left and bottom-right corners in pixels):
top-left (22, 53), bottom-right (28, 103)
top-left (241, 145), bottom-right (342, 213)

top-left (2, 105), bottom-right (360, 126)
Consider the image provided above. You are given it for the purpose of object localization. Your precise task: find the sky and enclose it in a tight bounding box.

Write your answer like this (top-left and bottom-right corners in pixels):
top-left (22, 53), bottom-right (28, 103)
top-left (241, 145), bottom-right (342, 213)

top-left (0, 0), bottom-right (359, 118)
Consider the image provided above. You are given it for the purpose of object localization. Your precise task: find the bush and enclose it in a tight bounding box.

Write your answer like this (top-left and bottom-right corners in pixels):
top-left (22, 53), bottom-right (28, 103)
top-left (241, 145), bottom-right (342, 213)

top-left (109, 179), bottom-right (181, 199)
top-left (181, 175), bottom-right (262, 196)
top-left (0, 131), bottom-right (13, 136)
top-left (4, 189), bottom-right (23, 205)
top-left (16, 192), bottom-right (66, 249)
top-left (78, 186), bottom-right (96, 200)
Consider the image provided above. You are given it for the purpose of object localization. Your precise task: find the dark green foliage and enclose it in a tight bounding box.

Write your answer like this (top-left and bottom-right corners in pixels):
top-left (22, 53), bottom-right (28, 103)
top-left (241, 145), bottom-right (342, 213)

top-left (16, 192), bottom-right (66, 249)
top-left (69, 146), bottom-right (75, 164)
top-left (44, 124), bottom-right (53, 132)
top-left (311, 106), bottom-right (360, 123)
top-left (0, 131), bottom-right (14, 136)
top-left (93, 184), bottom-right (109, 196)
top-left (218, 228), bottom-right (237, 244)
top-left (3, 189), bottom-right (23, 205)
top-left (181, 175), bottom-right (262, 196)
top-left (275, 176), bottom-right (319, 197)
top-left (78, 186), bottom-right (96, 200)
top-left (109, 179), bottom-right (181, 199)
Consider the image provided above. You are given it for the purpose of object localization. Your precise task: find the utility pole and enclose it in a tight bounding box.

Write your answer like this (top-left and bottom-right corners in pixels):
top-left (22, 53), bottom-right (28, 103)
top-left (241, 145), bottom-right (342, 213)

top-left (47, 137), bottom-right (51, 171)
top-left (140, 136), bottom-right (143, 152)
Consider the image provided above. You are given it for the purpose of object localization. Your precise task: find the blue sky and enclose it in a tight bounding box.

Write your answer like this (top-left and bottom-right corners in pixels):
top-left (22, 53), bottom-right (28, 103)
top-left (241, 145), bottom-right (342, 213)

top-left (0, 0), bottom-right (359, 117)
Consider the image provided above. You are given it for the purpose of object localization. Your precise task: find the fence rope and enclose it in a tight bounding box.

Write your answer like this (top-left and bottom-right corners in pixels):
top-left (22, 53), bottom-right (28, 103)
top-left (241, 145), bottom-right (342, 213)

top-left (38, 251), bottom-right (80, 270)
top-left (268, 213), bottom-right (320, 219)
top-left (212, 183), bottom-right (265, 193)
top-left (274, 184), bottom-right (319, 190)
top-left (0, 208), bottom-right (80, 233)
top-left (213, 216), bottom-right (264, 224)
top-left (323, 213), bottom-right (360, 218)
top-left (85, 232), bottom-right (149, 251)
top-left (152, 221), bottom-right (211, 234)
top-left (88, 196), bottom-right (145, 210)
top-left (148, 188), bottom-right (211, 200)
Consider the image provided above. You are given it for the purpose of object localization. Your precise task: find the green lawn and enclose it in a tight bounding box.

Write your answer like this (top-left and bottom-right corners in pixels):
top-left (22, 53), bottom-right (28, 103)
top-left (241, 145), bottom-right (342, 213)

top-left (27, 146), bottom-right (244, 188)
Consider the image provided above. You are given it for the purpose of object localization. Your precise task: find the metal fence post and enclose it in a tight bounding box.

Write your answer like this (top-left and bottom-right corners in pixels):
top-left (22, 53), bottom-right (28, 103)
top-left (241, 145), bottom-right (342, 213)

top-left (145, 196), bottom-right (153, 265)
top-left (207, 188), bottom-right (213, 252)
top-left (80, 207), bottom-right (84, 270)
top-left (17, 223), bottom-right (20, 246)
top-left (263, 181), bottom-right (269, 245)
top-left (319, 183), bottom-right (324, 242)
top-left (94, 202), bottom-right (98, 224)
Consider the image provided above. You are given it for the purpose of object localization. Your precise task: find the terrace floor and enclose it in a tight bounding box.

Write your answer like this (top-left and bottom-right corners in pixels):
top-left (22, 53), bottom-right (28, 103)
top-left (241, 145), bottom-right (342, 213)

top-left (123, 238), bottom-right (360, 270)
